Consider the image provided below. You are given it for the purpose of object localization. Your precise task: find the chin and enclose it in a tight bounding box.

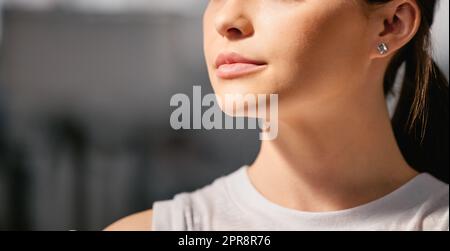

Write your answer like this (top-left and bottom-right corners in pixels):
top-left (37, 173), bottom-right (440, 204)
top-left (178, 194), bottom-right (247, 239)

top-left (212, 77), bottom-right (279, 96)
top-left (212, 83), bottom-right (278, 119)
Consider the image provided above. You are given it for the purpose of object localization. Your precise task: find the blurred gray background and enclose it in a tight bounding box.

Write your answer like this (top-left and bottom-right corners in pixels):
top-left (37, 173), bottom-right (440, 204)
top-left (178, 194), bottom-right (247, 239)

top-left (0, 0), bottom-right (448, 230)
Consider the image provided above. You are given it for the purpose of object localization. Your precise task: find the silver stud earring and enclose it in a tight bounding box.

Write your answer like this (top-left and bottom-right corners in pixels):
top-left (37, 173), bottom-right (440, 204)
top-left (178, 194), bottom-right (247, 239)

top-left (377, 43), bottom-right (389, 55)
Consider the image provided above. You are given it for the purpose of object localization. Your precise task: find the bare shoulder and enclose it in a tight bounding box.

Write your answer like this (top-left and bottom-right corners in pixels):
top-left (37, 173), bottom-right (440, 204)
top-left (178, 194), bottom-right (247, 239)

top-left (104, 209), bottom-right (153, 231)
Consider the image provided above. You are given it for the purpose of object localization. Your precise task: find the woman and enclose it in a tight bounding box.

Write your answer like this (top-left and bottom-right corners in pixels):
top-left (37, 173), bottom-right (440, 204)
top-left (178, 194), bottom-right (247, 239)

top-left (106, 0), bottom-right (449, 231)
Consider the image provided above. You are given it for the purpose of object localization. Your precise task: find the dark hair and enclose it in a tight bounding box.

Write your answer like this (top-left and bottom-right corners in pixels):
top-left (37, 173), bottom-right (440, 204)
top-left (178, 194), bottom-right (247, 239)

top-left (367, 0), bottom-right (449, 183)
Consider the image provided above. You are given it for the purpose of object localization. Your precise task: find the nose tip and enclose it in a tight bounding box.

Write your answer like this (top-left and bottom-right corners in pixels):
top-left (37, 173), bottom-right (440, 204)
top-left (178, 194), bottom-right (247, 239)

top-left (215, 15), bottom-right (254, 40)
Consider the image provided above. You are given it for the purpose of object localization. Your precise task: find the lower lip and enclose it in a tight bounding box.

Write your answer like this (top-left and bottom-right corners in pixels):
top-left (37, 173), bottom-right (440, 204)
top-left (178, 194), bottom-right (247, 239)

top-left (216, 63), bottom-right (267, 79)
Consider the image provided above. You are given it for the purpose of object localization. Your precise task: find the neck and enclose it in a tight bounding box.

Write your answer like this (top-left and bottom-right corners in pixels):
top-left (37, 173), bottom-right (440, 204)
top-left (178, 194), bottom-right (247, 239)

top-left (248, 83), bottom-right (418, 212)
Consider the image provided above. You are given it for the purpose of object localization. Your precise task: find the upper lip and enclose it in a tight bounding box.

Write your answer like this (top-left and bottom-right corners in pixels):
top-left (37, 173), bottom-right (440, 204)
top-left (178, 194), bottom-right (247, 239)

top-left (215, 52), bottom-right (267, 68)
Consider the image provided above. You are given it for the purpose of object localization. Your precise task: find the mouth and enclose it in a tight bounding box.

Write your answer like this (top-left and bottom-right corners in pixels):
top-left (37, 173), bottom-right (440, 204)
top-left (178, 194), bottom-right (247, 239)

top-left (215, 52), bottom-right (267, 80)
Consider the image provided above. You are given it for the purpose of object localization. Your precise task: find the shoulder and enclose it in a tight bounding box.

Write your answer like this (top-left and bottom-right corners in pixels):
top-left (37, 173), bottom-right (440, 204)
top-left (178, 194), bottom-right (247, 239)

top-left (104, 209), bottom-right (153, 231)
top-left (152, 173), bottom-right (235, 231)
top-left (416, 175), bottom-right (449, 230)
top-left (422, 192), bottom-right (449, 231)
top-left (105, 168), bottom-right (243, 231)
top-left (104, 179), bottom-right (227, 231)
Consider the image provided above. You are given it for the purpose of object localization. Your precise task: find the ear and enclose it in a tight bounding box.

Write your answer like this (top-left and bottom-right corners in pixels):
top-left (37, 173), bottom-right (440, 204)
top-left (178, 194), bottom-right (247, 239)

top-left (369, 0), bottom-right (421, 59)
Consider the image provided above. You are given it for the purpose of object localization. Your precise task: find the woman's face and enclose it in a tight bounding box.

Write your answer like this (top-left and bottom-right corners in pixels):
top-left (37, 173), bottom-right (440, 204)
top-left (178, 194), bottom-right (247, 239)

top-left (204, 0), bottom-right (375, 118)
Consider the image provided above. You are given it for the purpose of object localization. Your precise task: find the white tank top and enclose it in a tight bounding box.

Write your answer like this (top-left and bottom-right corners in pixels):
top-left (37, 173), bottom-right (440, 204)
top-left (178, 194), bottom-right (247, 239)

top-left (152, 166), bottom-right (449, 231)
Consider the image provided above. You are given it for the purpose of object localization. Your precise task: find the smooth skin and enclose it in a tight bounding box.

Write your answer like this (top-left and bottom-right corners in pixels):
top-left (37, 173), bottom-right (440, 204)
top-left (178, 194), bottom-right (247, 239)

top-left (105, 0), bottom-right (421, 230)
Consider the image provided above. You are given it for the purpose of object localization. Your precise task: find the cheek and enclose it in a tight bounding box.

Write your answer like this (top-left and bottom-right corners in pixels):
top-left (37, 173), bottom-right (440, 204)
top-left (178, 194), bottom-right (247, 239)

top-left (203, 7), bottom-right (219, 70)
top-left (262, 6), bottom-right (369, 98)
top-left (203, 17), bottom-right (213, 67)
